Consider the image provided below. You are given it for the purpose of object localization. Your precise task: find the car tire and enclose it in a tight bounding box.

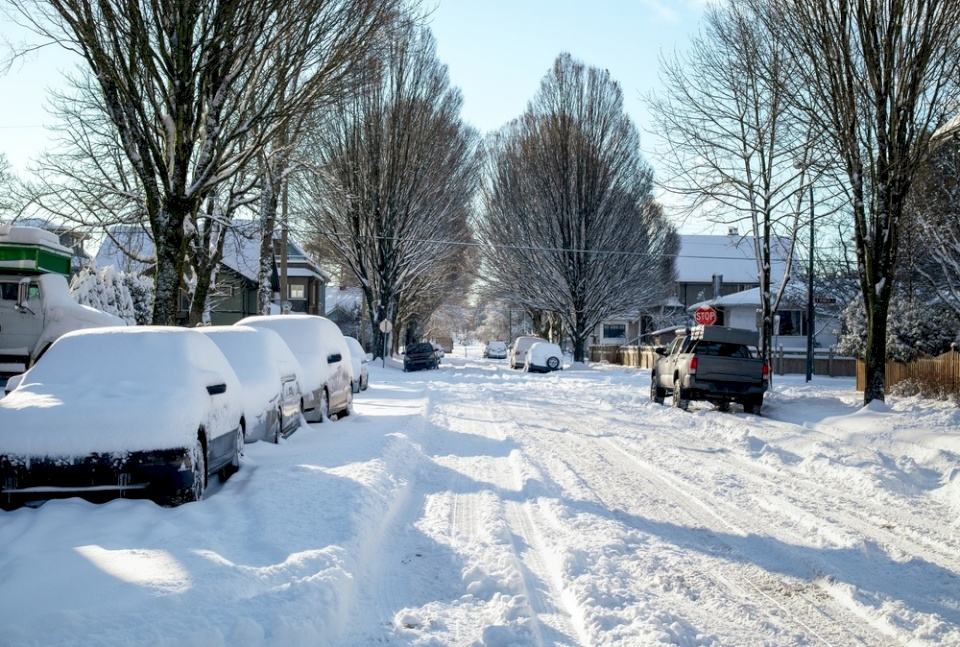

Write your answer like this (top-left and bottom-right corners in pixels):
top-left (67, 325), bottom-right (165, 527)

top-left (273, 407), bottom-right (283, 443)
top-left (546, 356), bottom-right (561, 370)
top-left (338, 388), bottom-right (353, 419)
top-left (353, 379), bottom-right (360, 394)
top-left (716, 401), bottom-right (730, 412)
top-left (650, 377), bottom-right (665, 405)
top-left (743, 396), bottom-right (763, 415)
top-left (219, 425), bottom-right (243, 482)
top-left (672, 381), bottom-right (689, 411)
top-left (361, 375), bottom-right (368, 391)
top-left (170, 438), bottom-right (206, 505)
top-left (319, 388), bottom-right (330, 422)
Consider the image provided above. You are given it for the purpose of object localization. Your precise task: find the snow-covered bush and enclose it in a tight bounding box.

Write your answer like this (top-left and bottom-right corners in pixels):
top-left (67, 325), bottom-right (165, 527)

top-left (70, 265), bottom-right (153, 325)
top-left (836, 296), bottom-right (960, 361)
top-left (123, 272), bottom-right (154, 325)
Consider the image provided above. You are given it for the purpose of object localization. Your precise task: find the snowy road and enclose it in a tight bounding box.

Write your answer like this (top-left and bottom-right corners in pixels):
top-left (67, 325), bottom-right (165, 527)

top-left (1, 350), bottom-right (959, 646)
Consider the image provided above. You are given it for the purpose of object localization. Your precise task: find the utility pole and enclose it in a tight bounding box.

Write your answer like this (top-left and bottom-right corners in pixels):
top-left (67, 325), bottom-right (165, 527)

top-left (280, 181), bottom-right (289, 313)
top-left (806, 182), bottom-right (815, 383)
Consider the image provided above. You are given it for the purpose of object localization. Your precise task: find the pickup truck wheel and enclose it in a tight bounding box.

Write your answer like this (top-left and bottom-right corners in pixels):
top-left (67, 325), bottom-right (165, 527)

top-left (672, 381), bottom-right (689, 411)
top-left (743, 396), bottom-right (763, 415)
top-left (650, 377), bottom-right (665, 405)
top-left (716, 401), bottom-right (730, 412)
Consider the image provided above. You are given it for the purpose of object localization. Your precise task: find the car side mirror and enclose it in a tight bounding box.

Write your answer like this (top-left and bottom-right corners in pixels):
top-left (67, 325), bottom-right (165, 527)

top-left (16, 280), bottom-right (35, 314)
top-left (327, 353), bottom-right (342, 364)
top-left (206, 383), bottom-right (227, 395)
top-left (655, 347), bottom-right (666, 356)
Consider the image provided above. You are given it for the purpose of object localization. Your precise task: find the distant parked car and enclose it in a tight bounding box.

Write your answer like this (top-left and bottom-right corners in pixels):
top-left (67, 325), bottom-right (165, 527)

top-left (0, 327), bottom-right (244, 509)
top-left (508, 335), bottom-right (543, 369)
top-left (525, 342), bottom-right (564, 373)
top-left (236, 315), bottom-right (353, 422)
top-left (344, 336), bottom-right (370, 393)
top-left (199, 326), bottom-right (303, 443)
top-left (432, 342), bottom-right (445, 363)
top-left (483, 341), bottom-right (508, 359)
top-left (403, 342), bottom-right (439, 371)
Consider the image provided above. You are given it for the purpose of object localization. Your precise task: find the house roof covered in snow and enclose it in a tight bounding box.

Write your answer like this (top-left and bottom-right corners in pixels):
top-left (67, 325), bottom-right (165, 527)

top-left (96, 221), bottom-right (330, 283)
top-left (676, 234), bottom-right (792, 285)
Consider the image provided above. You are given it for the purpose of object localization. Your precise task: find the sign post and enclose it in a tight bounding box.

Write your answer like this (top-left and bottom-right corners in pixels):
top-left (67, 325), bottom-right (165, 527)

top-left (694, 306), bottom-right (717, 326)
top-left (379, 319), bottom-right (393, 367)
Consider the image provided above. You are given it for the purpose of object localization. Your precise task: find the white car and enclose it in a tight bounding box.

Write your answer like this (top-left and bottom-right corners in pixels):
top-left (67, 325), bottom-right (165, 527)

top-left (199, 326), bottom-right (303, 443)
top-left (508, 335), bottom-right (543, 369)
top-left (236, 315), bottom-right (353, 423)
top-left (525, 341), bottom-right (564, 373)
top-left (0, 327), bottom-right (244, 508)
top-left (483, 340), bottom-right (508, 359)
top-left (344, 336), bottom-right (370, 393)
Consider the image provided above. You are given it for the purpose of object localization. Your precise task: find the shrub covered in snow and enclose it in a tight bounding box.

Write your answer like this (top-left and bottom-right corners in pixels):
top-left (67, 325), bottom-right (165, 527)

top-left (836, 296), bottom-right (960, 362)
top-left (70, 265), bottom-right (154, 325)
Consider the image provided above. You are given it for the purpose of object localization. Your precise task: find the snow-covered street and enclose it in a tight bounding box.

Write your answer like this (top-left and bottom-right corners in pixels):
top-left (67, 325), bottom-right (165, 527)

top-left (2, 349), bottom-right (959, 646)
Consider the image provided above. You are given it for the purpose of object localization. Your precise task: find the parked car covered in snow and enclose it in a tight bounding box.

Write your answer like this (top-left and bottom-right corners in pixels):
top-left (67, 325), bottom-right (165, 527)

top-left (508, 335), bottom-right (543, 369)
top-left (344, 336), bottom-right (370, 393)
top-left (236, 314), bottom-right (352, 422)
top-left (199, 326), bottom-right (303, 443)
top-left (483, 340), bottom-right (508, 359)
top-left (0, 327), bottom-right (244, 509)
top-left (524, 341), bottom-right (564, 373)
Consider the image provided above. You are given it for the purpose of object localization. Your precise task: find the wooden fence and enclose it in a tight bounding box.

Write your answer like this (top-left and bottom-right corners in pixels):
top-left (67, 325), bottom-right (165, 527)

top-left (589, 345), bottom-right (856, 378)
top-left (856, 350), bottom-right (960, 395)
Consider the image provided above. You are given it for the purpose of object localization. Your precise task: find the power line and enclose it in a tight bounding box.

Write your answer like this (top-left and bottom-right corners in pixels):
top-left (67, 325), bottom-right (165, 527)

top-left (305, 228), bottom-right (795, 262)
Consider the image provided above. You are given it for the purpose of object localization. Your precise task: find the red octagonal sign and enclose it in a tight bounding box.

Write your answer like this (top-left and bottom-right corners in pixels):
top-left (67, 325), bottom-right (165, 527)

top-left (694, 306), bottom-right (717, 326)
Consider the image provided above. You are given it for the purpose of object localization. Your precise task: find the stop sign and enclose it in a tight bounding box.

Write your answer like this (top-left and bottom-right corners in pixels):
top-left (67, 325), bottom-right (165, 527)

top-left (694, 306), bottom-right (717, 326)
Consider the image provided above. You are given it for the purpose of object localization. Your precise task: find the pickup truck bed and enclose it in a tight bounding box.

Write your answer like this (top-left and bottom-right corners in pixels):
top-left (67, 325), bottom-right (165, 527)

top-left (651, 325), bottom-right (769, 414)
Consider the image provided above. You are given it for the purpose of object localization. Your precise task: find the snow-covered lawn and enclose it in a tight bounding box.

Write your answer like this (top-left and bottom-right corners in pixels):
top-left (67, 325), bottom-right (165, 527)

top-left (2, 348), bottom-right (959, 646)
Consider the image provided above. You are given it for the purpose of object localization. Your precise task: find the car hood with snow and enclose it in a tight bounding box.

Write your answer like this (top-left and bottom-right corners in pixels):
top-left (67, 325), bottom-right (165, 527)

top-left (0, 327), bottom-right (241, 457)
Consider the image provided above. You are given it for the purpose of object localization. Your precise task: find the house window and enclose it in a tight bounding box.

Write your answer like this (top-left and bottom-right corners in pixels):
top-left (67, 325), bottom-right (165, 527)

top-left (776, 310), bottom-right (805, 336)
top-left (289, 284), bottom-right (305, 300)
top-left (603, 324), bottom-right (626, 339)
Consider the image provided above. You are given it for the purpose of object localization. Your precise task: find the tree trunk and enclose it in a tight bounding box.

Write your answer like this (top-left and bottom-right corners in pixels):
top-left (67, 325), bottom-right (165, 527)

top-left (863, 297), bottom-right (889, 403)
top-left (258, 171), bottom-right (279, 315)
top-left (151, 211), bottom-right (187, 325)
top-left (572, 334), bottom-right (586, 363)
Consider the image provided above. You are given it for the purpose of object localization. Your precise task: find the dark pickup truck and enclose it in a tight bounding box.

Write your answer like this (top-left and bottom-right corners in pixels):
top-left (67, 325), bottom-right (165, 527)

top-left (402, 342), bottom-right (439, 372)
top-left (651, 325), bottom-right (769, 414)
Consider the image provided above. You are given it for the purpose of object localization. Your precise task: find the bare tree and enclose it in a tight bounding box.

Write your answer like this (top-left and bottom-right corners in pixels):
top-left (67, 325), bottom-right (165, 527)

top-left (648, 1), bottom-right (835, 367)
top-left (5, 0), bottom-right (402, 324)
top-left (478, 53), bottom-right (678, 362)
top-left (296, 22), bottom-right (480, 356)
top-left (752, 0), bottom-right (960, 403)
top-left (904, 138), bottom-right (960, 316)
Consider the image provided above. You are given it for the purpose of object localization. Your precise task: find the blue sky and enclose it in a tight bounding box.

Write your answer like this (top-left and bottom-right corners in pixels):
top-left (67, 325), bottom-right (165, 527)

top-left (429, 0), bottom-right (707, 144)
top-left (1, 1), bottom-right (708, 194)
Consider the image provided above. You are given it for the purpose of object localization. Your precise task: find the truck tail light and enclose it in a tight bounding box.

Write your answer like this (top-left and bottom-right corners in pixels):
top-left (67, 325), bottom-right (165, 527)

top-left (689, 356), bottom-right (698, 375)
top-left (762, 363), bottom-right (770, 379)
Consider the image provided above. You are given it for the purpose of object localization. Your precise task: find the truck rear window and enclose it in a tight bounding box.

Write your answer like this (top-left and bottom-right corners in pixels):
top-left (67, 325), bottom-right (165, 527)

top-left (690, 341), bottom-right (753, 358)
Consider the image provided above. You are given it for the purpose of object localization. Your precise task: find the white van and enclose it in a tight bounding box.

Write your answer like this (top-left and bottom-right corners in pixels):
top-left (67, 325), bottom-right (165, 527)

top-left (508, 335), bottom-right (543, 370)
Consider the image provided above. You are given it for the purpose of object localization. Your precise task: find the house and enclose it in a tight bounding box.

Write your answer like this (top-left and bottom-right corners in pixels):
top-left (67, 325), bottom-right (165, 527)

top-left (325, 285), bottom-right (364, 340)
top-left (688, 285), bottom-right (840, 351)
top-left (96, 221), bottom-right (329, 325)
top-left (593, 229), bottom-right (795, 346)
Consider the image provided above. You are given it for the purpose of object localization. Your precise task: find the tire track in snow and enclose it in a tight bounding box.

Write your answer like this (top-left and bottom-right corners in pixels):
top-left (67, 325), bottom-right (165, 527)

top-left (431, 398), bottom-right (586, 646)
top-left (496, 396), bottom-right (893, 646)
